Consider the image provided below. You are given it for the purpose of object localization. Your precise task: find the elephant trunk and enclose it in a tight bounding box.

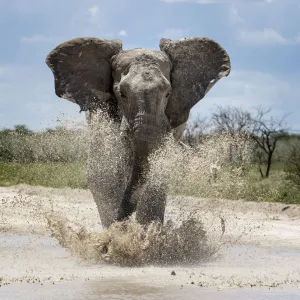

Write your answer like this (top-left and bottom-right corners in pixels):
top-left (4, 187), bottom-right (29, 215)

top-left (133, 112), bottom-right (170, 135)
top-left (132, 112), bottom-right (170, 155)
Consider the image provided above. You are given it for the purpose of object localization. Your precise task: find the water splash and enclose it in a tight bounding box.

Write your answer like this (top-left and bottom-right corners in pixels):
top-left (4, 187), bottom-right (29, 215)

top-left (46, 213), bottom-right (214, 267)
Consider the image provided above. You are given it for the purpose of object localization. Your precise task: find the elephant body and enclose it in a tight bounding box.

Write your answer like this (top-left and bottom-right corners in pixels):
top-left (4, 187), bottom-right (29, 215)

top-left (46, 37), bottom-right (231, 228)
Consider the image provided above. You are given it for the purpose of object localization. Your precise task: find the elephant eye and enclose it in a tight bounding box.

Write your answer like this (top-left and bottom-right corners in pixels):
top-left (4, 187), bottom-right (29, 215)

top-left (165, 92), bottom-right (170, 98)
top-left (120, 91), bottom-right (127, 99)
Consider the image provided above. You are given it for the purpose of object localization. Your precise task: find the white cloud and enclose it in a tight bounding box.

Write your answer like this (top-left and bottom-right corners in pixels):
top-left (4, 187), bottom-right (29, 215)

top-left (158, 28), bottom-right (190, 39)
top-left (229, 5), bottom-right (245, 24)
top-left (118, 30), bottom-right (128, 37)
top-left (238, 28), bottom-right (290, 45)
top-left (190, 70), bottom-right (300, 130)
top-left (294, 33), bottom-right (300, 43)
top-left (20, 35), bottom-right (55, 43)
top-left (87, 5), bottom-right (100, 24)
top-left (88, 5), bottom-right (99, 17)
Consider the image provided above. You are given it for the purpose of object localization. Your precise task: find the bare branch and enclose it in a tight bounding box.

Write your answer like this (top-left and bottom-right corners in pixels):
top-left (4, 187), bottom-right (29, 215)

top-left (210, 105), bottom-right (289, 178)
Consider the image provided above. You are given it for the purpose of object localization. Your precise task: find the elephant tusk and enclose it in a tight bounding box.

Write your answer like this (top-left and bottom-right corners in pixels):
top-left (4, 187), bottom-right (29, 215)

top-left (179, 141), bottom-right (191, 149)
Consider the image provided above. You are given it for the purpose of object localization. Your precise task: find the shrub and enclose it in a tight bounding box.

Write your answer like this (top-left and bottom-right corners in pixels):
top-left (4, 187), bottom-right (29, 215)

top-left (285, 142), bottom-right (300, 188)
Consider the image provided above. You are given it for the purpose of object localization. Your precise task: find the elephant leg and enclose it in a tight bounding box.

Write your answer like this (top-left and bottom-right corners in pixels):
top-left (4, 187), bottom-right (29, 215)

top-left (117, 161), bottom-right (143, 221)
top-left (87, 156), bottom-right (130, 228)
top-left (135, 181), bottom-right (167, 225)
top-left (118, 185), bottom-right (137, 221)
top-left (86, 115), bottom-right (133, 228)
top-left (90, 190), bottom-right (121, 229)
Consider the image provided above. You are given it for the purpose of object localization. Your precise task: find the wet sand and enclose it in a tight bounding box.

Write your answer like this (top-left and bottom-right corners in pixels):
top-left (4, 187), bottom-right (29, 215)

top-left (0, 185), bottom-right (300, 299)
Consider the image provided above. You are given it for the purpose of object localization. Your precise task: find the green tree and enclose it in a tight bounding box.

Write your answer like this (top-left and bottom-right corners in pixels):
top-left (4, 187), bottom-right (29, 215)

top-left (14, 124), bottom-right (33, 135)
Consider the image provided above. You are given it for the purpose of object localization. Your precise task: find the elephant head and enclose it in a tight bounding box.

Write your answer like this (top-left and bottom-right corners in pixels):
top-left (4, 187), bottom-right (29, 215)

top-left (46, 37), bottom-right (230, 155)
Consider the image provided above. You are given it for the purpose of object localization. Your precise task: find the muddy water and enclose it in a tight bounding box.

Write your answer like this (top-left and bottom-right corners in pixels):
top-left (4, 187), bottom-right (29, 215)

top-left (1, 281), bottom-right (299, 300)
top-left (1, 186), bottom-right (300, 299)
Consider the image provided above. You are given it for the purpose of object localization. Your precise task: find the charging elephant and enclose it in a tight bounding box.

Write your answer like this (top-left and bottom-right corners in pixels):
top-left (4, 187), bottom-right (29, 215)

top-left (46, 37), bottom-right (231, 228)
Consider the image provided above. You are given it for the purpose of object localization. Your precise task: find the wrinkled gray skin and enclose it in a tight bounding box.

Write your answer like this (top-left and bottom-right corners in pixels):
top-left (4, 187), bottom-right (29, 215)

top-left (46, 37), bottom-right (231, 228)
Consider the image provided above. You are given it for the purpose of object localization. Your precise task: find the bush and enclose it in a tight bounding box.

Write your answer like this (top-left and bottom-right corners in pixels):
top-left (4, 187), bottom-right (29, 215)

top-left (0, 128), bottom-right (88, 163)
top-left (285, 142), bottom-right (300, 188)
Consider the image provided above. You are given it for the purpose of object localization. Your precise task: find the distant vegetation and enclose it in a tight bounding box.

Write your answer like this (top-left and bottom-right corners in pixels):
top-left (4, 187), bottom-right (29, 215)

top-left (0, 106), bottom-right (299, 204)
top-left (0, 162), bottom-right (87, 189)
top-left (0, 124), bottom-right (88, 188)
top-left (0, 124), bottom-right (88, 163)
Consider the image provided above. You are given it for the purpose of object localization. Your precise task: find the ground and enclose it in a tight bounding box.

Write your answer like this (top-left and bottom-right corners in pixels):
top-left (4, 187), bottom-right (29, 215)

top-left (0, 185), bottom-right (300, 299)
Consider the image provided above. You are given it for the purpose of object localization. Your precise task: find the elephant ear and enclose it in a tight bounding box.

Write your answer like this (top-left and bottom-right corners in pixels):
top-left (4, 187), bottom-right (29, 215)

top-left (46, 37), bottom-right (122, 119)
top-left (160, 37), bottom-right (231, 128)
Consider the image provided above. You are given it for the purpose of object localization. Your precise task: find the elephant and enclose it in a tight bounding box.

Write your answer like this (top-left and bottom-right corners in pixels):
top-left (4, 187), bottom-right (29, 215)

top-left (46, 37), bottom-right (231, 228)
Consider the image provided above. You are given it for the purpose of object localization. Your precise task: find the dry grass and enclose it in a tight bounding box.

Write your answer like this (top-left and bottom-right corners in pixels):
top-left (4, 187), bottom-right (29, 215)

top-left (0, 162), bottom-right (87, 188)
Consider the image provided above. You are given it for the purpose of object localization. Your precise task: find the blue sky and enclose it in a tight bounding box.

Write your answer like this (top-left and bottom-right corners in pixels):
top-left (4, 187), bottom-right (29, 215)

top-left (0, 0), bottom-right (299, 131)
